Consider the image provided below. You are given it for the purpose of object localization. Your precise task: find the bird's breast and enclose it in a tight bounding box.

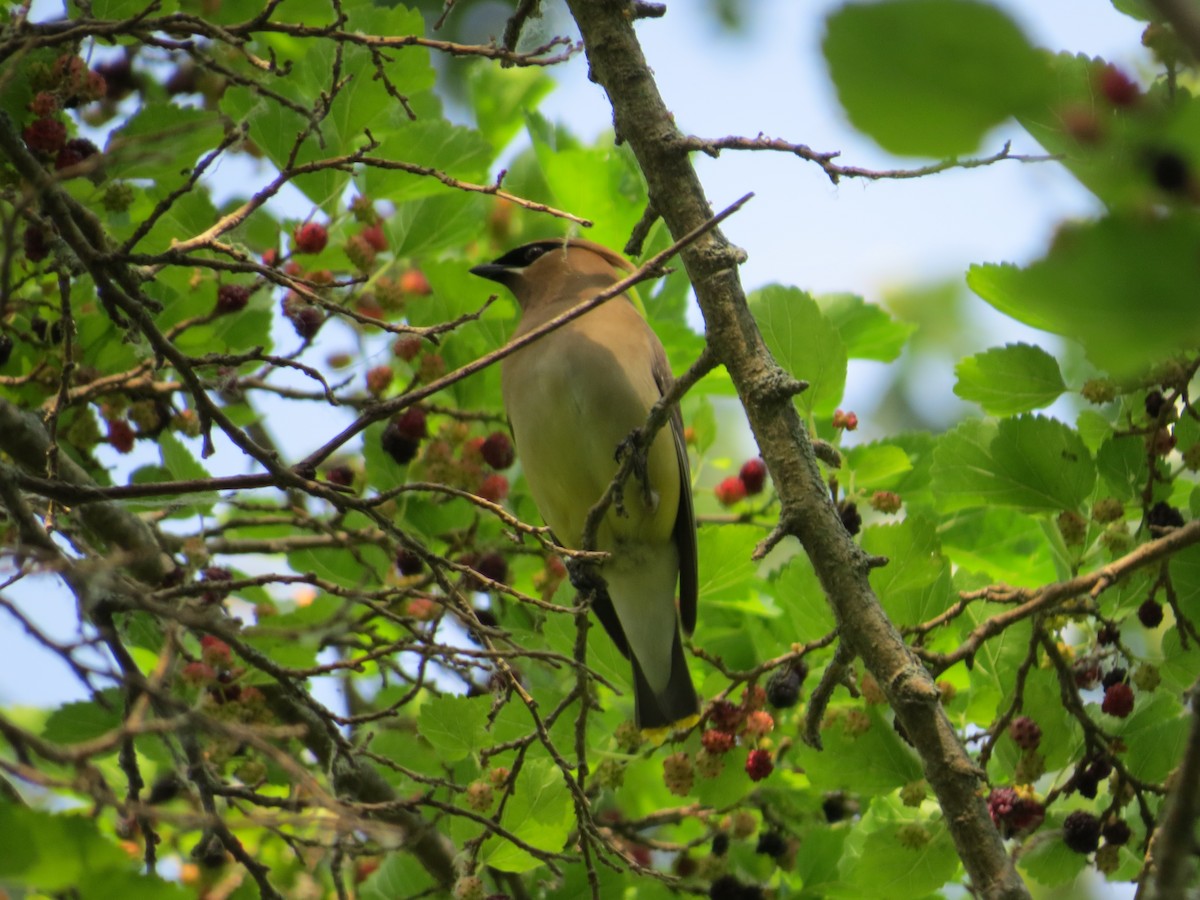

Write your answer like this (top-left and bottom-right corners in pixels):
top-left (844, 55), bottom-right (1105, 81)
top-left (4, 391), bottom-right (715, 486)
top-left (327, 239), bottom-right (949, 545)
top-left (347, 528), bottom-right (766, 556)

top-left (502, 321), bottom-right (679, 551)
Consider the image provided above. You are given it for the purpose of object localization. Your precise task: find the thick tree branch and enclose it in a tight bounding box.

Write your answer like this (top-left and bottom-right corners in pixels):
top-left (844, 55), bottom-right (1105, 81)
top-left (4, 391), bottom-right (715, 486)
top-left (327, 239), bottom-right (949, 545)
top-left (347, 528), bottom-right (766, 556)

top-left (562, 2), bottom-right (1030, 897)
top-left (0, 399), bottom-right (172, 584)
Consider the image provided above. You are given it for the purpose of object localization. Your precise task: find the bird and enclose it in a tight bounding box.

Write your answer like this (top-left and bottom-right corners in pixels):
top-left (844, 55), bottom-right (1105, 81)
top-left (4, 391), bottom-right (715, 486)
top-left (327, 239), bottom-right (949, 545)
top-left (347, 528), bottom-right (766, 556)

top-left (470, 238), bottom-right (700, 732)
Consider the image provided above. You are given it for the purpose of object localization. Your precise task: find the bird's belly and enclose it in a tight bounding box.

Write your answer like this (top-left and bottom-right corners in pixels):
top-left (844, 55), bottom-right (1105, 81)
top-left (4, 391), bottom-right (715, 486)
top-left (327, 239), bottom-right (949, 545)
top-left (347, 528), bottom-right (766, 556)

top-left (504, 336), bottom-right (678, 550)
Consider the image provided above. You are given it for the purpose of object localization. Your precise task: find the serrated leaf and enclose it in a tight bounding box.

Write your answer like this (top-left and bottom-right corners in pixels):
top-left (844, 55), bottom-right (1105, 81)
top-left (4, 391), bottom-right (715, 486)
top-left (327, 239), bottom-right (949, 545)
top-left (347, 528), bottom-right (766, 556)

top-left (953, 343), bottom-right (1065, 415)
top-left (749, 285), bottom-right (847, 418)
top-left (863, 518), bottom-right (952, 627)
top-left (968, 215), bottom-right (1200, 376)
top-left (1096, 435), bottom-right (1146, 501)
top-left (467, 61), bottom-right (554, 152)
top-left (823, 0), bottom-right (1049, 156)
top-left (773, 552), bottom-right (835, 639)
top-left (697, 524), bottom-right (760, 605)
top-left (0, 804), bottom-right (131, 890)
top-left (843, 443), bottom-right (913, 492)
top-left (793, 707), bottom-right (922, 794)
top-left (1113, 691), bottom-right (1189, 782)
top-left (1019, 831), bottom-right (1089, 887)
top-left (42, 688), bottom-right (123, 748)
top-left (417, 694), bottom-right (491, 762)
top-left (932, 416), bottom-right (1095, 512)
top-left (817, 293), bottom-right (915, 362)
top-left (363, 120), bottom-right (493, 205)
top-left (836, 799), bottom-right (960, 899)
top-left (482, 758), bottom-right (573, 871)
top-left (940, 507), bottom-right (1056, 586)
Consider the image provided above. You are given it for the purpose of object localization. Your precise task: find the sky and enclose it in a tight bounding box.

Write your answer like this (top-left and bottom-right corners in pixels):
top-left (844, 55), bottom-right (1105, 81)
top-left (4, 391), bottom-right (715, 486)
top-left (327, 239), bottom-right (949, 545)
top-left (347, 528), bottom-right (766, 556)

top-left (1, 2), bottom-right (1153, 893)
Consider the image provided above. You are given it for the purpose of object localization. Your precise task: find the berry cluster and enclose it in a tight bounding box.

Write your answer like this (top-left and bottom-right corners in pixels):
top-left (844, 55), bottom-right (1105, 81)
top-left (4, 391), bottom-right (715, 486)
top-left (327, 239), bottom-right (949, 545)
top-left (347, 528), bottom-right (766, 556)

top-left (715, 458), bottom-right (768, 507)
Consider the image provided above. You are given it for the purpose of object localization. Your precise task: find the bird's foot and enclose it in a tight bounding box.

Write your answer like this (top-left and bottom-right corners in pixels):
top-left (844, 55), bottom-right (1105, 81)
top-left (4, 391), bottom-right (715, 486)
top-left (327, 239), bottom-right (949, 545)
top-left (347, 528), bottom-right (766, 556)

top-left (567, 558), bottom-right (607, 599)
top-left (615, 429), bottom-right (657, 512)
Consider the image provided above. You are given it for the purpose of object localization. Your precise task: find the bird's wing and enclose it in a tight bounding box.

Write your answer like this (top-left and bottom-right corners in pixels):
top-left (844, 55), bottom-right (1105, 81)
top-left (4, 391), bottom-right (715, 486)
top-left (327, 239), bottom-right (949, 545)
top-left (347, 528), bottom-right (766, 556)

top-left (651, 343), bottom-right (698, 636)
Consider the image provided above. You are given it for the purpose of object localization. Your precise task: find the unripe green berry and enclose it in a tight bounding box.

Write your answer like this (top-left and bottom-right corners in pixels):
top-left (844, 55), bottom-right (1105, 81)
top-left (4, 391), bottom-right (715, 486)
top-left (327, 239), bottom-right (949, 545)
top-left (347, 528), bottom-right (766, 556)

top-left (899, 780), bottom-right (926, 807)
top-left (1092, 497), bottom-right (1124, 524)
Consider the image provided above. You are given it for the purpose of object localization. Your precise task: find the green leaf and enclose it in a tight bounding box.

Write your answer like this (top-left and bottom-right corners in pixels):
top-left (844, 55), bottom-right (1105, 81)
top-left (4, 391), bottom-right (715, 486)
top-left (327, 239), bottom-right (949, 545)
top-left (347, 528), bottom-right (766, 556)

top-left (968, 215), bottom-right (1200, 375)
top-left (843, 443), bottom-right (913, 492)
top-left (1019, 829), bottom-right (1089, 887)
top-left (773, 552), bottom-right (836, 639)
top-left (42, 688), bottom-right (123, 748)
top-left (863, 518), bottom-right (952, 627)
top-left (359, 853), bottom-right (436, 899)
top-left (1112, 691), bottom-right (1189, 782)
top-left (417, 694), bottom-right (491, 762)
top-left (483, 759), bottom-right (573, 872)
top-left (817, 293), bottom-right (915, 362)
top-left (389, 192), bottom-right (488, 259)
top-left (932, 416), bottom-right (1095, 512)
top-left (467, 61), bottom-right (554, 152)
top-left (823, 0), bottom-right (1049, 157)
top-left (953, 343), bottom-right (1065, 415)
top-left (108, 105), bottom-right (224, 199)
top-left (0, 804), bottom-right (132, 890)
top-left (940, 507), bottom-right (1057, 587)
top-left (363, 120), bottom-right (493, 205)
top-left (697, 524), bottom-right (760, 606)
top-left (531, 136), bottom-right (646, 250)
top-left (749, 285), bottom-right (847, 418)
top-left (794, 707), bottom-right (922, 794)
top-left (1096, 435), bottom-right (1146, 501)
top-left (835, 798), bottom-right (960, 899)
top-left (1111, 0), bottom-right (1159, 21)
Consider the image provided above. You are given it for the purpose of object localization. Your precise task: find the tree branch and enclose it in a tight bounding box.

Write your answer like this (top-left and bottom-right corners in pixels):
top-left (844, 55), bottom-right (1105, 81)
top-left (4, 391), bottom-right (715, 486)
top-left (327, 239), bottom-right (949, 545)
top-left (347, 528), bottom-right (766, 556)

top-left (562, 3), bottom-right (1030, 897)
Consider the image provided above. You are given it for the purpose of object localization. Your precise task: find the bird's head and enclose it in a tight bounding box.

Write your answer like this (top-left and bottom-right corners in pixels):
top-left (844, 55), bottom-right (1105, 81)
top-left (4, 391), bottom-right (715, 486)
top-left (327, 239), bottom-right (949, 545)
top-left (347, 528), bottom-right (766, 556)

top-left (470, 238), bottom-right (636, 310)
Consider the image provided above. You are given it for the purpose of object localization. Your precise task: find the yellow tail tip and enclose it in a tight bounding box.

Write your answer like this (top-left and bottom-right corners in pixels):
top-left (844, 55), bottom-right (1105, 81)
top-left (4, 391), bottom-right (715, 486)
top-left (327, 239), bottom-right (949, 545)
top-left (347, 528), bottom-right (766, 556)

top-left (640, 713), bottom-right (701, 746)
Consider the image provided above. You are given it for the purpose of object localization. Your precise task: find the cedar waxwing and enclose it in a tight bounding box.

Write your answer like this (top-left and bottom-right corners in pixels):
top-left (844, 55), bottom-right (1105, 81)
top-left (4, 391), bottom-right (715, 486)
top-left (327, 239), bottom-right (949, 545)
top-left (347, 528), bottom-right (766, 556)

top-left (471, 238), bottom-right (700, 731)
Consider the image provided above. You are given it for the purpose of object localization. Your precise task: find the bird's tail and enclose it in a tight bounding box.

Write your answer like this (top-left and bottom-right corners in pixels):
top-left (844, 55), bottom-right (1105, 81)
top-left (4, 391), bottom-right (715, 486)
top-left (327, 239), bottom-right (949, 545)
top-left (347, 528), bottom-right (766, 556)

top-left (631, 626), bottom-right (700, 732)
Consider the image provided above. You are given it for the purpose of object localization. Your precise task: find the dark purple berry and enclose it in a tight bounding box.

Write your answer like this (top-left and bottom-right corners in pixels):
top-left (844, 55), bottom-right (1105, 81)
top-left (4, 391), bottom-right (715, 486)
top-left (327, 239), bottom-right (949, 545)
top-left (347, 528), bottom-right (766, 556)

top-left (55, 137), bottom-right (99, 172)
top-left (708, 875), bottom-right (744, 900)
top-left (1145, 389), bottom-right (1167, 418)
top-left (395, 548), bottom-right (424, 576)
top-left (1102, 668), bottom-right (1128, 690)
top-left (1147, 501), bottom-right (1184, 530)
top-left (839, 501), bottom-right (861, 536)
top-left (381, 420), bottom-right (421, 465)
top-left (1102, 682), bottom-right (1135, 717)
top-left (1102, 818), bottom-right (1132, 847)
top-left (0, 334), bottom-right (12, 368)
top-left (481, 432), bottom-right (515, 470)
top-left (711, 832), bottom-right (729, 856)
top-left (822, 793), bottom-right (853, 823)
top-left (1063, 810), bottom-right (1102, 854)
top-left (766, 660), bottom-right (807, 709)
top-left (1150, 152), bottom-right (1189, 195)
top-left (325, 465), bottom-right (354, 487)
top-left (393, 407), bottom-right (428, 441)
top-left (1097, 624), bottom-right (1120, 646)
top-left (475, 552), bottom-right (508, 585)
top-left (1138, 598), bottom-right (1164, 628)
top-left (755, 831), bottom-right (786, 858)
top-left (987, 786), bottom-right (1046, 837)
top-left (24, 225), bottom-right (50, 261)
top-left (1075, 773), bottom-right (1099, 799)
top-left (215, 283), bottom-right (252, 315)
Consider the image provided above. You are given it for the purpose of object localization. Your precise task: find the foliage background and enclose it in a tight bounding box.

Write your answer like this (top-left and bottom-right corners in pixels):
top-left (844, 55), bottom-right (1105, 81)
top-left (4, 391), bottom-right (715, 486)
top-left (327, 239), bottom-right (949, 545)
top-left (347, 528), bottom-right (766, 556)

top-left (1, 0), bottom-right (1198, 899)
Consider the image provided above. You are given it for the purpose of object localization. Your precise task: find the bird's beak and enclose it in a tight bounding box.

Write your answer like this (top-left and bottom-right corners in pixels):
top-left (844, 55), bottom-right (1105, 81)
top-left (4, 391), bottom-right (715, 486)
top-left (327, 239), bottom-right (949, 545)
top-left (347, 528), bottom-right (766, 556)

top-left (469, 263), bottom-right (510, 284)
